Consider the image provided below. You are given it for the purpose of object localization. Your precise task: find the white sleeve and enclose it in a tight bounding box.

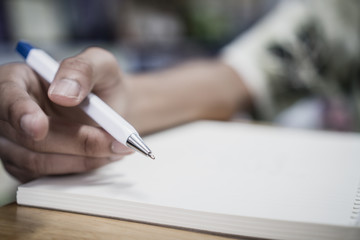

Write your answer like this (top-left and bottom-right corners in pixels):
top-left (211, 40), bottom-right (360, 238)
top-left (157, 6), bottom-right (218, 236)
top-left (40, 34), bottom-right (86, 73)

top-left (221, 1), bottom-right (310, 119)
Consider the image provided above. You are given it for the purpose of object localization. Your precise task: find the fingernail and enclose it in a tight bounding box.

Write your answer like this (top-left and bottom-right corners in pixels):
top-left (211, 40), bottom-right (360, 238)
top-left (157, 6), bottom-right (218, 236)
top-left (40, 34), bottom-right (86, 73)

top-left (49, 79), bottom-right (81, 99)
top-left (111, 141), bottom-right (134, 154)
top-left (20, 114), bottom-right (36, 137)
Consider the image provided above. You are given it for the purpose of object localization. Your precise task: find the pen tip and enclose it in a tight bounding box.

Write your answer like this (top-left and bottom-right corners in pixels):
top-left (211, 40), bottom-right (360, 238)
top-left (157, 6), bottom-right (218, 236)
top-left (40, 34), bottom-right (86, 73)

top-left (148, 153), bottom-right (155, 160)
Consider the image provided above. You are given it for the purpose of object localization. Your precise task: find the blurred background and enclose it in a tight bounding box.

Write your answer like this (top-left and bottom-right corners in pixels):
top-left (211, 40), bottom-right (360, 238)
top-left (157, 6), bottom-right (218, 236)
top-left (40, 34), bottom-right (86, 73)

top-left (0, 0), bottom-right (277, 70)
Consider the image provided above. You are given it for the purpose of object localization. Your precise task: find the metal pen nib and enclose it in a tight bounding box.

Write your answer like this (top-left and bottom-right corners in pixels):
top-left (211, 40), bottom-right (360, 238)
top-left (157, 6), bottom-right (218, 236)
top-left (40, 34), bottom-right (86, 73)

top-left (126, 133), bottom-right (155, 160)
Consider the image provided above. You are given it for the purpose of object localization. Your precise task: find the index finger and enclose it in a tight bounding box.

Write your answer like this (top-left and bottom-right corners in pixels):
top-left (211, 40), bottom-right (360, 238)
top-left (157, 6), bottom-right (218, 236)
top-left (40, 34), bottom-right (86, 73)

top-left (0, 63), bottom-right (49, 140)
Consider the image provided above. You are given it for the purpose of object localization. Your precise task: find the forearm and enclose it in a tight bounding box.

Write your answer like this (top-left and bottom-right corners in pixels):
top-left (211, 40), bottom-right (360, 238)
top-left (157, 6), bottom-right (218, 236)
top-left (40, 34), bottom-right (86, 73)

top-left (125, 60), bottom-right (252, 134)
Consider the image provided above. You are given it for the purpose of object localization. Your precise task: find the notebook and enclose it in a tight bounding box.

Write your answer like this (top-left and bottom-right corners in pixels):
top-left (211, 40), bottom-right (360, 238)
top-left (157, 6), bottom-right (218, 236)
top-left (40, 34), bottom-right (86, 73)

top-left (17, 121), bottom-right (360, 240)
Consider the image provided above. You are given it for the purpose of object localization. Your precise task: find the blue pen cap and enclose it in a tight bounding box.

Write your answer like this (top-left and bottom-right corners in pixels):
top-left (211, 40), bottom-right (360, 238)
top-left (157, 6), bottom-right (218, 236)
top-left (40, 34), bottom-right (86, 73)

top-left (16, 41), bottom-right (34, 58)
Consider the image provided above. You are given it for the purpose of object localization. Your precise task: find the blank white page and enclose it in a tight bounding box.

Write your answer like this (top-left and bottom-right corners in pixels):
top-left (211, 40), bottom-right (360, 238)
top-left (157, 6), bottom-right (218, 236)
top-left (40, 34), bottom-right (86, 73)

top-left (18, 121), bottom-right (360, 227)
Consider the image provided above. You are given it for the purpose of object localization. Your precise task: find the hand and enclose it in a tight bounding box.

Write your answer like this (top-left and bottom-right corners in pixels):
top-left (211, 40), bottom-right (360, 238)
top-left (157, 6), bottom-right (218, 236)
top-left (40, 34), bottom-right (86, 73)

top-left (0, 47), bottom-right (133, 182)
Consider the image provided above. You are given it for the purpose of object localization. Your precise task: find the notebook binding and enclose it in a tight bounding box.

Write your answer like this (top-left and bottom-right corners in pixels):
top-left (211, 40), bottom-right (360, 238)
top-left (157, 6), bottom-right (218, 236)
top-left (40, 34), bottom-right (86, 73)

top-left (350, 180), bottom-right (360, 225)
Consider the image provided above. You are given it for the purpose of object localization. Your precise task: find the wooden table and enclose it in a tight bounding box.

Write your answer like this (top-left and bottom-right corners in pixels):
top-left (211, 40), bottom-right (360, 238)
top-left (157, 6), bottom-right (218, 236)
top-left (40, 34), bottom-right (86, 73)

top-left (0, 203), bottom-right (242, 240)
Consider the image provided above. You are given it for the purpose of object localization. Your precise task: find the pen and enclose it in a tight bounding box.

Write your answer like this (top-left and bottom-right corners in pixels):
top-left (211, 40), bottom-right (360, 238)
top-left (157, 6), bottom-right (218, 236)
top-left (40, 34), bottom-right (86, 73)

top-left (16, 41), bottom-right (155, 160)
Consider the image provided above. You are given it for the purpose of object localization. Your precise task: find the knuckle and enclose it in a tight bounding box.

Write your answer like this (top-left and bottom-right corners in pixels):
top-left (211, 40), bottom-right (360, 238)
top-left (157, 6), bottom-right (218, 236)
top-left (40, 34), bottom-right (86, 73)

top-left (0, 63), bottom-right (28, 80)
top-left (7, 96), bottom-right (28, 124)
top-left (102, 50), bottom-right (117, 63)
top-left (87, 47), bottom-right (115, 59)
top-left (0, 135), bottom-right (44, 181)
top-left (0, 63), bottom-right (34, 90)
top-left (0, 64), bottom-right (38, 125)
top-left (22, 153), bottom-right (43, 175)
top-left (21, 154), bottom-right (35, 172)
top-left (80, 128), bottom-right (105, 156)
top-left (60, 57), bottom-right (93, 77)
top-left (85, 47), bottom-right (118, 70)
top-left (15, 135), bottom-right (38, 152)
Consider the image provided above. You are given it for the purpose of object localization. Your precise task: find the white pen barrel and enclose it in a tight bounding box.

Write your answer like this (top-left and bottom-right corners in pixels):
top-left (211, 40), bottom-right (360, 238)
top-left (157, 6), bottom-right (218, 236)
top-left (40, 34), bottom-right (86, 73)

top-left (79, 94), bottom-right (136, 144)
top-left (26, 49), bottom-right (59, 84)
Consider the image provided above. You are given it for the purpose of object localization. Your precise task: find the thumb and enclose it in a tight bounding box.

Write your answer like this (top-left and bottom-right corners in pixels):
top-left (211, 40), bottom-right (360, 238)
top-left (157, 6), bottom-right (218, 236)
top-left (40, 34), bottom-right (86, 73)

top-left (48, 55), bottom-right (93, 107)
top-left (48, 47), bottom-right (120, 107)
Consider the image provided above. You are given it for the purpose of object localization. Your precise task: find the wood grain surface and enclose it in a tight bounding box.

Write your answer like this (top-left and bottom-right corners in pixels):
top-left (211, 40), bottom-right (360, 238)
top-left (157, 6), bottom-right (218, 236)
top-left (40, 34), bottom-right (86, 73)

top-left (0, 203), bottom-right (243, 240)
